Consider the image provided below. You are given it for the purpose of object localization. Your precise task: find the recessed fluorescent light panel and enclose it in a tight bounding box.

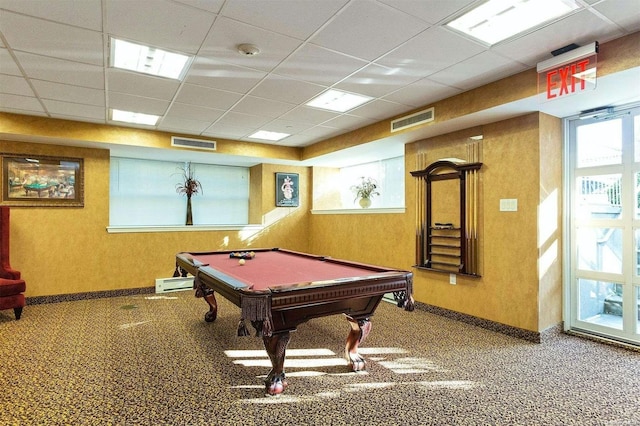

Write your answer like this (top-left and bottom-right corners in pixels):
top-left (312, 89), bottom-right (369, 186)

top-left (446, 0), bottom-right (580, 45)
top-left (110, 37), bottom-right (191, 80)
top-left (111, 109), bottom-right (159, 126)
top-left (249, 130), bottom-right (290, 141)
top-left (306, 89), bottom-right (373, 113)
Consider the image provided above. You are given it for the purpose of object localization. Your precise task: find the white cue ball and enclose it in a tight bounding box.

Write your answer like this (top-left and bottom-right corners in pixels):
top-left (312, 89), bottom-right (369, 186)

top-left (239, 259), bottom-right (246, 265)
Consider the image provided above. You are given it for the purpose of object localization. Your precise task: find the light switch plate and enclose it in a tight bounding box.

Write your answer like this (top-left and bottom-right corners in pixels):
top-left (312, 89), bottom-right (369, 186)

top-left (500, 198), bottom-right (518, 211)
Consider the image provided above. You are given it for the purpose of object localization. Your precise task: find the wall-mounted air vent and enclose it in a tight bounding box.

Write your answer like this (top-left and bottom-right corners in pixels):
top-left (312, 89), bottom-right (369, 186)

top-left (390, 107), bottom-right (434, 132)
top-left (171, 136), bottom-right (217, 151)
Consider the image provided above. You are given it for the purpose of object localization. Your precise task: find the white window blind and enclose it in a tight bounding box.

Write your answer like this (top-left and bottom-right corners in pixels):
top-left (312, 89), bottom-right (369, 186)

top-left (110, 158), bottom-right (249, 226)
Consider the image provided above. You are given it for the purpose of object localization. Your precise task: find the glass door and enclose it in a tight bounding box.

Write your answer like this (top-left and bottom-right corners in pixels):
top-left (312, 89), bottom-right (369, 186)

top-left (566, 103), bottom-right (640, 346)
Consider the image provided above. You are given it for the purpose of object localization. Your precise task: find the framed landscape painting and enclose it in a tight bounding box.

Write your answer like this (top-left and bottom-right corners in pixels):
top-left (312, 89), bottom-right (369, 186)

top-left (1, 154), bottom-right (84, 207)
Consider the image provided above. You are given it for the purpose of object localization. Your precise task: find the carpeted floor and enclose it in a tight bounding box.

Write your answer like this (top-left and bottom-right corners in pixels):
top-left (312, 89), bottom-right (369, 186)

top-left (1, 291), bottom-right (638, 426)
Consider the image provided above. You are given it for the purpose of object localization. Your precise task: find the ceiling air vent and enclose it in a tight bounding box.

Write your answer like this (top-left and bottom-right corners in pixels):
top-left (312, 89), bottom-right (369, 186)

top-left (171, 136), bottom-right (217, 151)
top-left (391, 107), bottom-right (434, 132)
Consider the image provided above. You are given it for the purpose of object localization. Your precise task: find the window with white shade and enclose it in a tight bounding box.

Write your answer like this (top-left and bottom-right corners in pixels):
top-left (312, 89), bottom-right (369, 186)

top-left (110, 158), bottom-right (249, 226)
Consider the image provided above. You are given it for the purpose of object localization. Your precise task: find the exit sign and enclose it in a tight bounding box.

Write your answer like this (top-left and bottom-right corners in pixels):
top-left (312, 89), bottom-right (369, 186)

top-left (538, 54), bottom-right (597, 101)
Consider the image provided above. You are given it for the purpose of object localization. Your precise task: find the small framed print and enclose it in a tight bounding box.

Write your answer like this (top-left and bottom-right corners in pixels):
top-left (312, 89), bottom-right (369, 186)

top-left (1, 154), bottom-right (84, 207)
top-left (276, 173), bottom-right (299, 207)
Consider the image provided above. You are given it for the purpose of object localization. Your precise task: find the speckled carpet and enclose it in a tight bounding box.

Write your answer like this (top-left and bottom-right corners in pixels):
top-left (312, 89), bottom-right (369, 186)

top-left (1, 291), bottom-right (638, 426)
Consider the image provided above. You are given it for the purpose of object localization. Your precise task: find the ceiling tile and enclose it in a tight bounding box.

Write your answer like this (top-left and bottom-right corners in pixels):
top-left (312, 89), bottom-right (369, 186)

top-left (220, 0), bottom-right (349, 40)
top-left (275, 44), bottom-right (367, 85)
top-left (43, 99), bottom-right (105, 120)
top-left (593, 0), bottom-right (640, 33)
top-left (174, 0), bottom-right (225, 13)
top-left (231, 96), bottom-right (295, 118)
top-left (0, 93), bottom-right (43, 113)
top-left (272, 133), bottom-right (317, 147)
top-left (212, 111), bottom-right (271, 129)
top-left (164, 103), bottom-right (225, 122)
top-left (0, 48), bottom-right (21, 76)
top-left (106, 0), bottom-right (215, 54)
top-left (0, 12), bottom-right (104, 66)
top-left (383, 78), bottom-right (461, 107)
top-left (108, 92), bottom-right (170, 116)
top-left (0, 0), bottom-right (103, 30)
top-left (310, 0), bottom-right (427, 61)
top-left (299, 125), bottom-right (341, 140)
top-left (157, 116), bottom-right (212, 134)
top-left (335, 63), bottom-right (422, 98)
top-left (199, 16), bottom-right (303, 72)
top-left (174, 84), bottom-right (243, 110)
top-left (0, 75), bottom-right (34, 97)
top-left (186, 57), bottom-right (267, 93)
top-left (429, 51), bottom-right (528, 90)
top-left (378, 0), bottom-right (476, 25)
top-left (249, 74), bottom-right (326, 105)
top-left (107, 69), bottom-right (181, 101)
top-left (202, 123), bottom-right (255, 139)
top-left (279, 105), bottom-right (340, 126)
top-left (350, 98), bottom-right (413, 121)
top-left (323, 113), bottom-right (376, 131)
top-left (258, 118), bottom-right (314, 134)
top-left (32, 80), bottom-right (105, 107)
top-left (14, 51), bottom-right (104, 89)
top-left (376, 26), bottom-right (486, 79)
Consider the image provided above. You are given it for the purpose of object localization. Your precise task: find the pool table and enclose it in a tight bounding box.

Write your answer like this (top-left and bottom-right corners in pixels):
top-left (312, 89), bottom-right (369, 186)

top-left (174, 248), bottom-right (414, 395)
top-left (23, 182), bottom-right (56, 197)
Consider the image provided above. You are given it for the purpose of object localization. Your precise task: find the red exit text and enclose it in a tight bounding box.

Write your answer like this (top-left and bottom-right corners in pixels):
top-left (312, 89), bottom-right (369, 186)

top-left (539, 55), bottom-right (597, 100)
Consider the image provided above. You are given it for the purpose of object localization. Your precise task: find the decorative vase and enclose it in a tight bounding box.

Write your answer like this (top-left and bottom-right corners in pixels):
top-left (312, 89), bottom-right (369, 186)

top-left (359, 197), bottom-right (372, 208)
top-left (186, 195), bottom-right (193, 225)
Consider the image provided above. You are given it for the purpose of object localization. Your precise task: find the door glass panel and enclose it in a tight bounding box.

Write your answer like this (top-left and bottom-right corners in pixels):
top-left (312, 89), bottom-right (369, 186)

top-left (576, 119), bottom-right (622, 167)
top-left (578, 279), bottom-right (623, 330)
top-left (636, 286), bottom-right (640, 334)
top-left (577, 228), bottom-right (623, 274)
top-left (635, 115), bottom-right (640, 162)
top-left (636, 172), bottom-right (640, 220)
top-left (576, 174), bottom-right (622, 220)
top-left (636, 229), bottom-right (640, 277)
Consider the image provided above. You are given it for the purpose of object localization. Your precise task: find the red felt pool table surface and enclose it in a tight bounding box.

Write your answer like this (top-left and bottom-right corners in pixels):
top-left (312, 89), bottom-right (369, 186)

top-left (189, 249), bottom-right (387, 291)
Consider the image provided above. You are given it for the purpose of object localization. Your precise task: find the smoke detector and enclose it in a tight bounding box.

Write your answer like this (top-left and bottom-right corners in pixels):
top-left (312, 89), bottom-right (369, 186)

top-left (237, 43), bottom-right (260, 56)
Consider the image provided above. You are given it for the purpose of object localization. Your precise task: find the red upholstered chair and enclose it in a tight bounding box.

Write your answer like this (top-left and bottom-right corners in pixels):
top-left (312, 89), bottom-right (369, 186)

top-left (0, 206), bottom-right (26, 320)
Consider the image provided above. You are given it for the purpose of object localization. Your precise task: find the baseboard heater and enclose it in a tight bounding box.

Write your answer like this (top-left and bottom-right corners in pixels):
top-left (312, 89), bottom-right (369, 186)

top-left (155, 277), bottom-right (194, 293)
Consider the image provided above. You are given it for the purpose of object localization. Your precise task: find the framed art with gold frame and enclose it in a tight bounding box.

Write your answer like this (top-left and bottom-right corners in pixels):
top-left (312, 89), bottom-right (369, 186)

top-left (1, 154), bottom-right (84, 207)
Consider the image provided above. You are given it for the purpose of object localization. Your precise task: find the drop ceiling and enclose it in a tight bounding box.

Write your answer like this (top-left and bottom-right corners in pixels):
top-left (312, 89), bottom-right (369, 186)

top-left (1, 0), bottom-right (639, 166)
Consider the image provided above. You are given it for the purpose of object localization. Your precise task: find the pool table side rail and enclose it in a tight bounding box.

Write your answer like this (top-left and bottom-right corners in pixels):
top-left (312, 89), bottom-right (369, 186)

top-left (175, 252), bottom-right (253, 308)
top-left (269, 272), bottom-right (412, 308)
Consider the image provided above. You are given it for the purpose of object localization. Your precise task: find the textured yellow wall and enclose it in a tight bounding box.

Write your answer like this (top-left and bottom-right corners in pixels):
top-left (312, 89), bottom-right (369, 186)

top-left (308, 212), bottom-right (414, 271)
top-left (1, 140), bottom-right (311, 297)
top-left (537, 113), bottom-right (563, 331)
top-left (399, 114), bottom-right (558, 332)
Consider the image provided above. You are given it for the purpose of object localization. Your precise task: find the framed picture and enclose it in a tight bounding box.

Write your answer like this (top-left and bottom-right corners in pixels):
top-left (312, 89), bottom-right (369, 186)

top-left (1, 154), bottom-right (84, 207)
top-left (275, 172), bottom-right (299, 207)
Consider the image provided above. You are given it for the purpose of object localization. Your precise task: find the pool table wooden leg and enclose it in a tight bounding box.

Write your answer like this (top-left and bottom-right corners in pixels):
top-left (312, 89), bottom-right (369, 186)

top-left (194, 284), bottom-right (217, 322)
top-left (262, 331), bottom-right (291, 395)
top-left (345, 315), bottom-right (372, 372)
